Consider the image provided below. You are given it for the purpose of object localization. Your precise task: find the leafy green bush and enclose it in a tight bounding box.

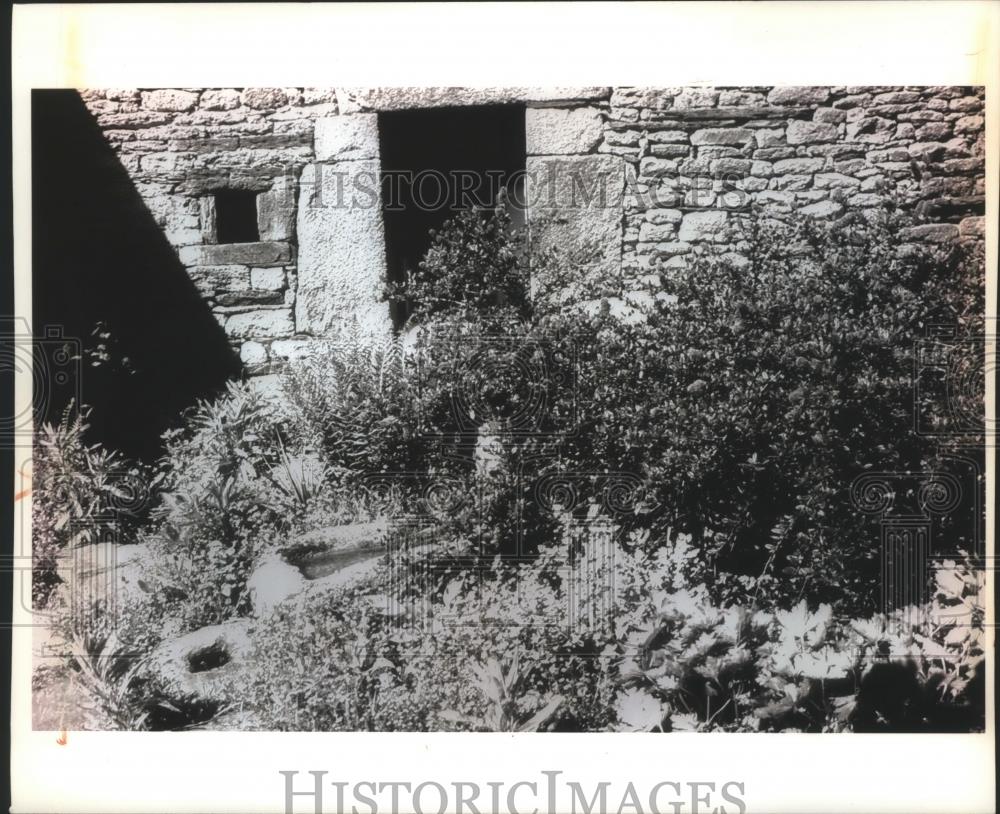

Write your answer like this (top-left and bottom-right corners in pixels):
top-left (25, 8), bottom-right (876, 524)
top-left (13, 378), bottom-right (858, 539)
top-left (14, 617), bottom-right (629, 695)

top-left (553, 212), bottom-right (983, 612)
top-left (402, 206), bottom-right (983, 612)
top-left (385, 204), bottom-right (531, 327)
top-left (115, 374), bottom-right (402, 656)
top-left (31, 404), bottom-right (147, 610)
top-left (617, 553), bottom-right (985, 733)
top-left (281, 332), bottom-right (417, 482)
top-left (116, 382), bottom-right (303, 646)
top-left (242, 579), bottom-right (419, 731)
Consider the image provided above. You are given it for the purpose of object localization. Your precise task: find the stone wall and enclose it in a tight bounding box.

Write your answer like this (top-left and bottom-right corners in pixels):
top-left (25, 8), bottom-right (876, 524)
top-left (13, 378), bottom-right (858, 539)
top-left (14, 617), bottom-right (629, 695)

top-left (80, 87), bottom-right (333, 376)
top-left (603, 86), bottom-right (985, 287)
top-left (79, 86), bottom-right (985, 375)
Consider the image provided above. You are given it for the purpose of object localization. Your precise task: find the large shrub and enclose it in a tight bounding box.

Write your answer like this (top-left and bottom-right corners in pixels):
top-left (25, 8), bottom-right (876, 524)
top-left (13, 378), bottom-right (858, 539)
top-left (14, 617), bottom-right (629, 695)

top-left (31, 404), bottom-right (147, 611)
top-left (385, 205), bottom-right (532, 327)
top-left (118, 382), bottom-right (313, 646)
top-left (400, 205), bottom-right (984, 613)
top-left (549, 211), bottom-right (983, 612)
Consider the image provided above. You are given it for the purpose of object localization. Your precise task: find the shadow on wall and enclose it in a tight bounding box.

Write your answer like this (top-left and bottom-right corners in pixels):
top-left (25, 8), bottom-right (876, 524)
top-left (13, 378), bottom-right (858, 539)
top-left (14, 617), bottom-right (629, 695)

top-left (32, 90), bottom-right (241, 460)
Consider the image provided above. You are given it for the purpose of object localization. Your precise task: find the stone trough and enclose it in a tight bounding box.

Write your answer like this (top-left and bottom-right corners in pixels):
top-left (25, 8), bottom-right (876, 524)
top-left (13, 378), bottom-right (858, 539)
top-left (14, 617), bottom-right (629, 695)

top-left (247, 519), bottom-right (389, 616)
top-left (247, 518), bottom-right (440, 616)
top-left (142, 519), bottom-right (439, 720)
top-left (146, 618), bottom-right (252, 706)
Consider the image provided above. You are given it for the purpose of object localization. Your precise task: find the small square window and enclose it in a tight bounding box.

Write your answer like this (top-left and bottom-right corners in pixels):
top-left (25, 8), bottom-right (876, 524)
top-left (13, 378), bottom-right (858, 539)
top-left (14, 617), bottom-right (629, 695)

top-left (214, 190), bottom-right (260, 243)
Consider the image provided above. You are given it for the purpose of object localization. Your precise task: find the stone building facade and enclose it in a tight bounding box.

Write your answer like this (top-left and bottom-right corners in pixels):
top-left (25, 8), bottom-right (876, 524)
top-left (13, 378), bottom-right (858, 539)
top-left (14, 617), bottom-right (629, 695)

top-left (79, 86), bottom-right (986, 377)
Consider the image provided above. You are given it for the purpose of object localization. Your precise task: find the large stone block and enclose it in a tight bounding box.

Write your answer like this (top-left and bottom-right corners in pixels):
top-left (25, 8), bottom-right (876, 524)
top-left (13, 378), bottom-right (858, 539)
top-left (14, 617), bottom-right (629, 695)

top-left (527, 154), bottom-right (625, 286)
top-left (958, 216), bottom-right (984, 238)
top-left (224, 308), bottom-right (295, 339)
top-left (691, 128), bottom-right (753, 146)
top-left (240, 88), bottom-right (288, 110)
top-left (873, 90), bottom-right (921, 104)
top-left (239, 341), bottom-right (269, 374)
top-left (813, 172), bottom-right (861, 189)
top-left (610, 87), bottom-right (679, 109)
top-left (773, 157), bottom-right (825, 174)
top-left (338, 87), bottom-right (611, 111)
top-left (303, 88), bottom-right (339, 106)
top-left (604, 128), bottom-right (642, 147)
top-left (648, 145), bottom-right (689, 159)
top-left (647, 129), bottom-right (688, 144)
top-left (813, 107), bottom-right (847, 124)
top-left (954, 115), bottom-right (985, 135)
top-left (908, 142), bottom-right (947, 161)
top-left (179, 241), bottom-right (291, 267)
top-left (638, 222), bottom-right (675, 242)
top-left (678, 210), bottom-right (727, 242)
top-left (295, 161), bottom-right (391, 338)
top-left (146, 620), bottom-right (252, 705)
top-left (769, 174), bottom-right (811, 191)
top-left (250, 267), bottom-right (286, 291)
top-left (786, 120), bottom-right (839, 144)
top-left (673, 88), bottom-right (720, 108)
top-left (163, 224), bottom-right (202, 246)
top-left (257, 175), bottom-right (297, 241)
top-left (711, 158), bottom-right (753, 176)
top-left (900, 224), bottom-right (960, 243)
top-left (799, 200), bottom-right (843, 218)
top-left (755, 190), bottom-right (796, 208)
top-left (141, 89), bottom-right (199, 112)
top-left (942, 158), bottom-right (984, 175)
top-left (199, 196), bottom-right (217, 242)
top-left (188, 264), bottom-right (249, 293)
top-left (948, 94), bottom-right (982, 111)
top-left (766, 87), bottom-right (831, 105)
top-left (314, 114), bottom-right (380, 161)
top-left (645, 208), bottom-right (683, 224)
top-left (639, 157), bottom-right (679, 178)
top-left (719, 89), bottom-right (767, 106)
top-left (200, 89), bottom-right (240, 111)
top-left (526, 107), bottom-right (603, 155)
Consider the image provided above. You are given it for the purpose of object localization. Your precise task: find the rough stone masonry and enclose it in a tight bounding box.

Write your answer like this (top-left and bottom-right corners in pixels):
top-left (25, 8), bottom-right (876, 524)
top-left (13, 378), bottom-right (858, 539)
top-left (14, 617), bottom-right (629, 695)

top-left (80, 86), bottom-right (986, 381)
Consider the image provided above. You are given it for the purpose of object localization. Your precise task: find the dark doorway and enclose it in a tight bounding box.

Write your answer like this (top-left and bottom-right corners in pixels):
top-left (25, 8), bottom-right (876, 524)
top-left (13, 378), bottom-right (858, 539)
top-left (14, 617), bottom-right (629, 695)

top-left (378, 104), bottom-right (526, 330)
top-left (31, 90), bottom-right (241, 459)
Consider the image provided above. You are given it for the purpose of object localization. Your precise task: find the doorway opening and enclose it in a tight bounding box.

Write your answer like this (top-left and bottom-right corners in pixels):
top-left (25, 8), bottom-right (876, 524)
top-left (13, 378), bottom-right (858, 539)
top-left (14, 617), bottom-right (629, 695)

top-left (378, 104), bottom-right (526, 331)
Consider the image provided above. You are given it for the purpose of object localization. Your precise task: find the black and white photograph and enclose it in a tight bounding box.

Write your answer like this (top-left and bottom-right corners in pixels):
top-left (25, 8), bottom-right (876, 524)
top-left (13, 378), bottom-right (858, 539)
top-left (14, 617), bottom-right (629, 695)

top-left (6, 3), bottom-right (997, 814)
top-left (26, 79), bottom-right (989, 733)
